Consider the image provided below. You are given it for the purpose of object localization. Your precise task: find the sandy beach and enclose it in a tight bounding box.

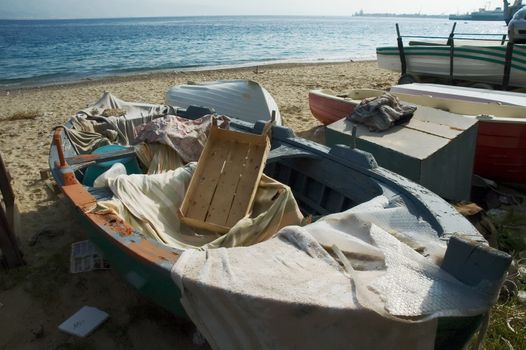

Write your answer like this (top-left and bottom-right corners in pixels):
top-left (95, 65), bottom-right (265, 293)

top-left (0, 61), bottom-right (399, 349)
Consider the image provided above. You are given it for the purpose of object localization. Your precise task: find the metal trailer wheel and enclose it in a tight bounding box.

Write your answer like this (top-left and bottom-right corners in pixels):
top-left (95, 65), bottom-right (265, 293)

top-left (469, 83), bottom-right (494, 90)
top-left (398, 74), bottom-right (418, 85)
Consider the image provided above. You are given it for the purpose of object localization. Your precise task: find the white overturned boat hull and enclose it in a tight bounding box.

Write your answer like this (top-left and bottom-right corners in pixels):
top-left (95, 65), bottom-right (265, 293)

top-left (165, 80), bottom-right (282, 125)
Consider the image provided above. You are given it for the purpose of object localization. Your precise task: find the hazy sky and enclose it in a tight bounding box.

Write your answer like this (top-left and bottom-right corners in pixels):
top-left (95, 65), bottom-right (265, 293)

top-left (0, 0), bottom-right (507, 19)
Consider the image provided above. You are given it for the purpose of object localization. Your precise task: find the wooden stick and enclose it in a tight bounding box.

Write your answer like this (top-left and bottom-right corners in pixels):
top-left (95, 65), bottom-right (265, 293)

top-left (53, 128), bottom-right (66, 167)
top-left (0, 153), bottom-right (24, 268)
top-left (261, 110), bottom-right (276, 136)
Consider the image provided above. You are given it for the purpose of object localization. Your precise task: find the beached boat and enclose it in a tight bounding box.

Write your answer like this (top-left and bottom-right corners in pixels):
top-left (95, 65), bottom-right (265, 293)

top-left (165, 79), bottom-right (282, 125)
top-left (309, 86), bottom-right (526, 183)
top-left (308, 89), bottom-right (384, 125)
top-left (377, 21), bottom-right (526, 89)
top-left (49, 93), bottom-right (509, 349)
top-left (377, 43), bottom-right (526, 88)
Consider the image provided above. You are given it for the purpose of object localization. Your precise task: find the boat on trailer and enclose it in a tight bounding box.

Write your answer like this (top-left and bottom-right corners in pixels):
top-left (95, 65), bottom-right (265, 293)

top-left (377, 42), bottom-right (526, 88)
top-left (49, 93), bottom-right (510, 349)
top-left (377, 23), bottom-right (526, 89)
top-left (309, 85), bottom-right (526, 184)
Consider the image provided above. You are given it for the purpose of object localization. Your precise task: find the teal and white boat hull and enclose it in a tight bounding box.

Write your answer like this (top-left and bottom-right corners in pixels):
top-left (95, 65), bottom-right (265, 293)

top-left (377, 44), bottom-right (526, 87)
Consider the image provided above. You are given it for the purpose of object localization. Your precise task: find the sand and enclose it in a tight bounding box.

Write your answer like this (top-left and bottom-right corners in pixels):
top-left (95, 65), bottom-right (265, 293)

top-left (0, 61), bottom-right (398, 349)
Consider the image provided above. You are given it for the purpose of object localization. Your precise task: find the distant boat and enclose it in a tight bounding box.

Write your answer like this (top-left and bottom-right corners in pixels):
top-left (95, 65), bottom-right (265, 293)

top-left (449, 0), bottom-right (524, 24)
top-left (449, 7), bottom-right (505, 21)
top-left (165, 80), bottom-right (282, 125)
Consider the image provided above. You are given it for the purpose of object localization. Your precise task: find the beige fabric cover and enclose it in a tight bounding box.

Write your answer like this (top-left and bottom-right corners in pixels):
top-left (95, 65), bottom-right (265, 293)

top-left (172, 226), bottom-right (438, 350)
top-left (135, 143), bottom-right (184, 175)
top-left (171, 196), bottom-right (495, 350)
top-left (96, 163), bottom-right (303, 251)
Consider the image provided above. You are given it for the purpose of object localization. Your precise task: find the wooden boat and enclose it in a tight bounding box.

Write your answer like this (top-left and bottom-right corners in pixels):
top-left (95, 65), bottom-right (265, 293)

top-left (376, 42), bottom-right (526, 88)
top-left (165, 79), bottom-right (282, 125)
top-left (309, 86), bottom-right (526, 183)
top-left (49, 94), bottom-right (509, 349)
top-left (308, 89), bottom-right (384, 125)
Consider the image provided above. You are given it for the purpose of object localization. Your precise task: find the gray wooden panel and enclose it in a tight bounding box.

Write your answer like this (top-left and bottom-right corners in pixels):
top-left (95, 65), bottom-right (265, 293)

top-left (325, 107), bottom-right (478, 201)
top-left (329, 118), bottom-right (449, 160)
top-left (410, 105), bottom-right (478, 131)
top-left (421, 124), bottom-right (478, 200)
top-left (442, 236), bottom-right (511, 294)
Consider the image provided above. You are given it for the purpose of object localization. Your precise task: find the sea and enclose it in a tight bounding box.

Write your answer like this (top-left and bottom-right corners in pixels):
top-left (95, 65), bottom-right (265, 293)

top-left (0, 16), bottom-right (508, 89)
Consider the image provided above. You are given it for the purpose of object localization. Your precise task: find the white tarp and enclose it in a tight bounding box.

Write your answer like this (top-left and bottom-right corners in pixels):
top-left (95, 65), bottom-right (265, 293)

top-left (172, 196), bottom-right (495, 350)
top-left (65, 92), bottom-right (176, 154)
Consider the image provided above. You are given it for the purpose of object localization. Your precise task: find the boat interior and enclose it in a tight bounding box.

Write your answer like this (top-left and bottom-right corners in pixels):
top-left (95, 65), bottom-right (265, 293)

top-left (51, 104), bottom-right (402, 250)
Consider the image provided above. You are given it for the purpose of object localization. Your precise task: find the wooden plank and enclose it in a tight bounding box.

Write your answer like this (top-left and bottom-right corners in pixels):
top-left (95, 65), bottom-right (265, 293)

top-left (0, 153), bottom-right (24, 268)
top-left (442, 236), bottom-right (511, 288)
top-left (408, 106), bottom-right (476, 132)
top-left (185, 139), bottom-right (229, 221)
top-left (404, 119), bottom-right (461, 140)
top-left (214, 127), bottom-right (268, 145)
top-left (0, 155), bottom-right (14, 205)
top-left (205, 141), bottom-right (249, 226)
top-left (329, 118), bottom-right (449, 160)
top-left (178, 215), bottom-right (230, 233)
top-left (0, 209), bottom-right (23, 268)
top-left (226, 143), bottom-right (267, 227)
top-left (65, 148), bottom-right (136, 166)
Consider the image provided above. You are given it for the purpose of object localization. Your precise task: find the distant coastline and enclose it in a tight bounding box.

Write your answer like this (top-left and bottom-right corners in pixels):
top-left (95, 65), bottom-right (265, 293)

top-left (354, 11), bottom-right (448, 19)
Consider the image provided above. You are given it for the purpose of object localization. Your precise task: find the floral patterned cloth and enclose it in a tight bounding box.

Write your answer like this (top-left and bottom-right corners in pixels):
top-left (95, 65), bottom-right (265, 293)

top-left (134, 114), bottom-right (230, 163)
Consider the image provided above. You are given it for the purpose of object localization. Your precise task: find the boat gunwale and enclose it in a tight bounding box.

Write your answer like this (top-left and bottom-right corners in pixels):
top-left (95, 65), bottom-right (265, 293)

top-left (49, 116), bottom-right (486, 277)
top-left (310, 88), bottom-right (526, 123)
top-left (49, 128), bottom-right (182, 272)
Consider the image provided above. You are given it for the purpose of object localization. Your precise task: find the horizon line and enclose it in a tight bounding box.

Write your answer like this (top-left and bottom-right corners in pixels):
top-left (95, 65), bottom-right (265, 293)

top-left (0, 13), bottom-right (451, 21)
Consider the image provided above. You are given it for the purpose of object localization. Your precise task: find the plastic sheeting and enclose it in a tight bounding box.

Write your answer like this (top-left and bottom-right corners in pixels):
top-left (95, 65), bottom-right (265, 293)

top-left (172, 196), bottom-right (495, 350)
top-left (134, 114), bottom-right (230, 163)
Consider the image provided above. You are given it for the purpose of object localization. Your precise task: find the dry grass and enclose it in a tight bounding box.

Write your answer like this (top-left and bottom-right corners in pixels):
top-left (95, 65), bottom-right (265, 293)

top-left (473, 205), bottom-right (526, 350)
top-left (0, 110), bottom-right (42, 122)
top-left (471, 283), bottom-right (526, 350)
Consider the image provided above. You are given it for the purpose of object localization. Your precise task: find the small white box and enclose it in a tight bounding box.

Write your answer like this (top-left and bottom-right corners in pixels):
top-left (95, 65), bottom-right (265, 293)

top-left (58, 306), bottom-right (109, 337)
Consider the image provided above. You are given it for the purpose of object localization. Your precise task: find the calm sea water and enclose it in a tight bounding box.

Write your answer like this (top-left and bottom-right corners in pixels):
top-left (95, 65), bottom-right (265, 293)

top-left (0, 16), bottom-right (508, 88)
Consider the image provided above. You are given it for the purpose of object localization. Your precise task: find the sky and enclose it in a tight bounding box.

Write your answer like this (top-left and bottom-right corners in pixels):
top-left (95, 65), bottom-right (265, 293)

top-left (0, 0), bottom-right (508, 19)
